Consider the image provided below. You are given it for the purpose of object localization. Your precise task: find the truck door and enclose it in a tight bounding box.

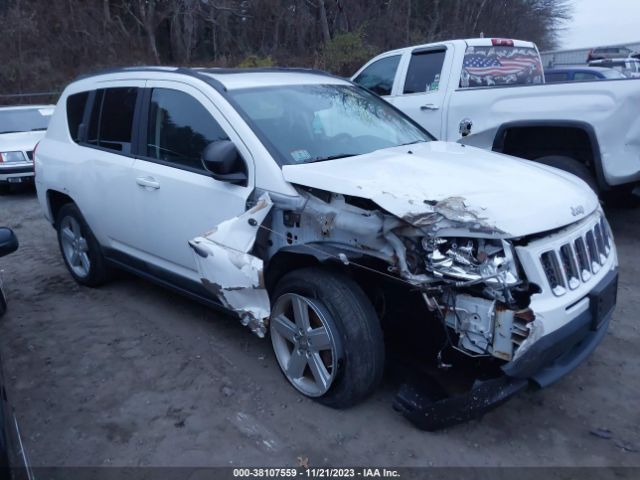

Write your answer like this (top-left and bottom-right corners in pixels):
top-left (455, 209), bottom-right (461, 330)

top-left (387, 46), bottom-right (453, 139)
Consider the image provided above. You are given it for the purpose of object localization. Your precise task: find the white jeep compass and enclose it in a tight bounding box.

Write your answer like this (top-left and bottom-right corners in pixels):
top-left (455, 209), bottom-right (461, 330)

top-left (35, 67), bottom-right (618, 430)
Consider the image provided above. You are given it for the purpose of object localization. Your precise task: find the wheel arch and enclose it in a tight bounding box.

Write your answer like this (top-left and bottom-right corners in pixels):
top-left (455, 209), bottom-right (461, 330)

top-left (491, 120), bottom-right (608, 190)
top-left (47, 189), bottom-right (77, 225)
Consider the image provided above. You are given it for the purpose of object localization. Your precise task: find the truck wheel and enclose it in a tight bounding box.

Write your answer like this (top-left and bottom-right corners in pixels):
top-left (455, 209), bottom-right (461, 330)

top-left (270, 267), bottom-right (385, 408)
top-left (534, 155), bottom-right (598, 193)
top-left (55, 203), bottom-right (110, 287)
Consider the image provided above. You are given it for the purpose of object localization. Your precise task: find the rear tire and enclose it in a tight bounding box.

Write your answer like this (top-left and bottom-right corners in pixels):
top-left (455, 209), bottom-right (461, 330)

top-left (270, 267), bottom-right (385, 408)
top-left (535, 155), bottom-right (599, 193)
top-left (55, 203), bottom-right (110, 287)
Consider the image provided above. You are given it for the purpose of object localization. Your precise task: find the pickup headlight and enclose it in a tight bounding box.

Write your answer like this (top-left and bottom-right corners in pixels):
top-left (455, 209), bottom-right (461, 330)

top-left (0, 151), bottom-right (27, 163)
top-left (423, 237), bottom-right (519, 287)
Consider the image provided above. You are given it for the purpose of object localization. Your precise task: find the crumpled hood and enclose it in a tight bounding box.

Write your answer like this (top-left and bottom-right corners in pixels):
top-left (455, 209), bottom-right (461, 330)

top-left (282, 141), bottom-right (599, 238)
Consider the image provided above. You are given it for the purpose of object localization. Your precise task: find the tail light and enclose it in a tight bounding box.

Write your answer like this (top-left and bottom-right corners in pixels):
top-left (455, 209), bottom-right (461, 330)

top-left (491, 38), bottom-right (514, 47)
top-left (33, 141), bottom-right (40, 179)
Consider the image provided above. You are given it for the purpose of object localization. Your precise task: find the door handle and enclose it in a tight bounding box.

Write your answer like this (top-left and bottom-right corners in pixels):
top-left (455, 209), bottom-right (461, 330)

top-left (136, 176), bottom-right (160, 189)
top-left (420, 103), bottom-right (440, 111)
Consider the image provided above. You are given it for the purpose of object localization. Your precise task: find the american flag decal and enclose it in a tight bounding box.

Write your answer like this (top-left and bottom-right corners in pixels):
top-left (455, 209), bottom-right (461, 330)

top-left (464, 53), bottom-right (540, 76)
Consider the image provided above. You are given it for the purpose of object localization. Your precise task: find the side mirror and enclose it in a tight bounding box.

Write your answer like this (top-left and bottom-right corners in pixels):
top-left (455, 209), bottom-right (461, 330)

top-left (201, 140), bottom-right (248, 186)
top-left (0, 228), bottom-right (18, 258)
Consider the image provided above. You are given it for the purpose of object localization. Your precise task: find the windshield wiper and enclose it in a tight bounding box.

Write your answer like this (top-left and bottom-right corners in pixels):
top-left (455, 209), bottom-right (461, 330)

top-left (399, 140), bottom-right (427, 146)
top-left (307, 153), bottom-right (358, 163)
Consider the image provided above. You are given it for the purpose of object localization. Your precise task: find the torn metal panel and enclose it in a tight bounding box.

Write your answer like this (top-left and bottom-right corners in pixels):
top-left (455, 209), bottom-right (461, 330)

top-left (189, 193), bottom-right (274, 337)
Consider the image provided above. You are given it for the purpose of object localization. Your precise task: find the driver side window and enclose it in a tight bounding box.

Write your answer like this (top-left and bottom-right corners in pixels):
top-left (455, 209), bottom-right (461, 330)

top-left (147, 88), bottom-right (228, 171)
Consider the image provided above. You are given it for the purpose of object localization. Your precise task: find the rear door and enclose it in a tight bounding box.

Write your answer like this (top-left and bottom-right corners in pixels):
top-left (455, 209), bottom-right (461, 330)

top-left (386, 46), bottom-right (452, 138)
top-left (130, 81), bottom-right (253, 282)
top-left (74, 82), bottom-right (145, 249)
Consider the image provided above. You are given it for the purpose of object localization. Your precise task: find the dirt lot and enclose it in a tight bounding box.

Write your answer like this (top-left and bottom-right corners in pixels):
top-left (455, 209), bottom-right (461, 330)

top-left (0, 187), bottom-right (638, 468)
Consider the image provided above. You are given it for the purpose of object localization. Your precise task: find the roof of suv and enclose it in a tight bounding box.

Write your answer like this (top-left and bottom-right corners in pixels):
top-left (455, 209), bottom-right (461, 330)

top-left (74, 67), bottom-right (350, 91)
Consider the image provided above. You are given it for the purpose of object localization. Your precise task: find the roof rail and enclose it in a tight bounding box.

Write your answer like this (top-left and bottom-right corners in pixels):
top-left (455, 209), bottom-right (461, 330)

top-left (70, 66), bottom-right (346, 93)
top-left (71, 66), bottom-right (227, 92)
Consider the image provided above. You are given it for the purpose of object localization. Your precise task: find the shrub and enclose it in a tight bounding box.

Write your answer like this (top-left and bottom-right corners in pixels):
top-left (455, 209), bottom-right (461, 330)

top-left (322, 29), bottom-right (373, 76)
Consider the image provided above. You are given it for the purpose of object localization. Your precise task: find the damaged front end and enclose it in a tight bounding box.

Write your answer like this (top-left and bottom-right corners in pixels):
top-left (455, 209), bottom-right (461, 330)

top-left (188, 185), bottom-right (613, 430)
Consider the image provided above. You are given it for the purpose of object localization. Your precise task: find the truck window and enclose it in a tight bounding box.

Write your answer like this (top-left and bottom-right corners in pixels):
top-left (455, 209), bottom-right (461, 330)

top-left (403, 50), bottom-right (446, 94)
top-left (460, 45), bottom-right (543, 88)
top-left (353, 55), bottom-right (400, 96)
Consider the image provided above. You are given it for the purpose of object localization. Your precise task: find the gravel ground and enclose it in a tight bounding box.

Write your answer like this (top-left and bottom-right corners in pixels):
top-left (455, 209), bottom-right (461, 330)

top-left (0, 187), bottom-right (638, 468)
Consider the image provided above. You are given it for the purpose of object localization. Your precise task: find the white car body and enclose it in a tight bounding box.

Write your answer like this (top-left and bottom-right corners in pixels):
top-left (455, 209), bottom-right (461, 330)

top-left (34, 68), bottom-right (618, 427)
top-left (0, 105), bottom-right (54, 186)
top-left (353, 38), bottom-right (640, 190)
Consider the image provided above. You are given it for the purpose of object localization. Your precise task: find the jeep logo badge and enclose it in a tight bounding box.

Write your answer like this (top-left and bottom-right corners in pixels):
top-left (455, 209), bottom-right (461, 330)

top-left (571, 205), bottom-right (585, 216)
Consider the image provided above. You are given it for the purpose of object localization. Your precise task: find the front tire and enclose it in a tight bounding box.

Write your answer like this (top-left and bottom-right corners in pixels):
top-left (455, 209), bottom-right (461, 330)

top-left (270, 267), bottom-right (385, 408)
top-left (55, 203), bottom-right (110, 287)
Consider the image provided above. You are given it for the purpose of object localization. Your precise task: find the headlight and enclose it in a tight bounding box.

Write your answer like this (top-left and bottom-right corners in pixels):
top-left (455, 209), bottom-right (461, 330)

top-left (0, 151), bottom-right (27, 163)
top-left (423, 237), bottom-right (519, 286)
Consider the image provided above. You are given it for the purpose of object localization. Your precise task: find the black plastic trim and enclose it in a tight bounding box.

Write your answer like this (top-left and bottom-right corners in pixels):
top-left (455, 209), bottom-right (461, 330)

top-left (393, 375), bottom-right (528, 431)
top-left (103, 247), bottom-right (228, 313)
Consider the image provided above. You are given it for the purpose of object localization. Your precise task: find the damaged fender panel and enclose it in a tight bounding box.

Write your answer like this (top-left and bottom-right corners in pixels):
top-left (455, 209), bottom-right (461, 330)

top-left (189, 193), bottom-right (273, 337)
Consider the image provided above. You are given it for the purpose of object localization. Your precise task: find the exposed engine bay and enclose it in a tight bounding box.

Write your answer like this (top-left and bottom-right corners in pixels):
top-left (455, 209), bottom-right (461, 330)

top-left (190, 187), bottom-right (541, 364)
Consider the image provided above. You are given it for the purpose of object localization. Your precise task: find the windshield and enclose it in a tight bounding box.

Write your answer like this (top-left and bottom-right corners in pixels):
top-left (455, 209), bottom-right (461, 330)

top-left (229, 84), bottom-right (432, 165)
top-left (460, 45), bottom-right (544, 88)
top-left (0, 107), bottom-right (53, 134)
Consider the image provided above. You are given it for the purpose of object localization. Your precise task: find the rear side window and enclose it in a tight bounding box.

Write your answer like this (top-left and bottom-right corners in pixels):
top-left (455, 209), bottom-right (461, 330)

top-left (86, 87), bottom-right (138, 154)
top-left (146, 88), bottom-right (229, 171)
top-left (460, 45), bottom-right (543, 88)
top-left (353, 55), bottom-right (400, 96)
top-left (66, 92), bottom-right (89, 142)
top-left (403, 50), bottom-right (446, 94)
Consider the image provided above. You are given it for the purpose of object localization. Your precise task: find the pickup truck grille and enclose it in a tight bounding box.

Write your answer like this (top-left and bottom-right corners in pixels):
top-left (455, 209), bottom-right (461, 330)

top-left (540, 216), bottom-right (612, 296)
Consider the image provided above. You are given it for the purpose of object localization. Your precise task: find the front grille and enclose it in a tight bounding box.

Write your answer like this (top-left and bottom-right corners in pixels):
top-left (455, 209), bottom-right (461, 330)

top-left (26, 150), bottom-right (34, 161)
top-left (539, 215), bottom-right (613, 296)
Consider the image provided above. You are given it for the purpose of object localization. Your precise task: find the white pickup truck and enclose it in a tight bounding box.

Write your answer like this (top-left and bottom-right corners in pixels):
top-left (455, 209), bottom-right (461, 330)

top-left (352, 38), bottom-right (640, 194)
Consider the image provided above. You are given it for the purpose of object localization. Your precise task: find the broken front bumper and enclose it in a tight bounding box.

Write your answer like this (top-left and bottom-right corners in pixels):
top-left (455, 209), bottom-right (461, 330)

top-left (393, 269), bottom-right (618, 431)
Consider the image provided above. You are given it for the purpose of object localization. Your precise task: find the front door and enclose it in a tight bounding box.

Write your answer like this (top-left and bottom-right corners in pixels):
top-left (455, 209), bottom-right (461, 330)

top-left (131, 81), bottom-right (253, 282)
top-left (388, 47), bottom-right (451, 139)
